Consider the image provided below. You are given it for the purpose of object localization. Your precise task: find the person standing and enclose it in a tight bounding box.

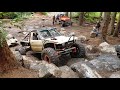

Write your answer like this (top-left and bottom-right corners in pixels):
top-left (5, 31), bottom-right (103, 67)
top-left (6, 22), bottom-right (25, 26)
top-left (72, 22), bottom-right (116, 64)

top-left (53, 15), bottom-right (55, 25)
top-left (95, 21), bottom-right (101, 31)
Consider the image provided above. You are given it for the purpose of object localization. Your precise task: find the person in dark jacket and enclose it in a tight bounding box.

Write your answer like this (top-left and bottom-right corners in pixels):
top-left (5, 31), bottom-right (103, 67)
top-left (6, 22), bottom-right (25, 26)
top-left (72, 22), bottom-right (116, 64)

top-left (53, 15), bottom-right (55, 25)
top-left (95, 21), bottom-right (101, 31)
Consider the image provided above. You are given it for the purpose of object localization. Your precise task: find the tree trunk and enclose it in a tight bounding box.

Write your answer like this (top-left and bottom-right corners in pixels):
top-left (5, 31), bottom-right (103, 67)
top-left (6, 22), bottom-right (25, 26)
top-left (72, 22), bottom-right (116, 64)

top-left (70, 12), bottom-right (72, 19)
top-left (79, 12), bottom-right (84, 26)
top-left (108, 12), bottom-right (117, 35)
top-left (99, 12), bottom-right (103, 21)
top-left (65, 12), bottom-right (68, 16)
top-left (101, 12), bottom-right (111, 42)
top-left (113, 13), bottom-right (120, 37)
top-left (0, 32), bottom-right (20, 73)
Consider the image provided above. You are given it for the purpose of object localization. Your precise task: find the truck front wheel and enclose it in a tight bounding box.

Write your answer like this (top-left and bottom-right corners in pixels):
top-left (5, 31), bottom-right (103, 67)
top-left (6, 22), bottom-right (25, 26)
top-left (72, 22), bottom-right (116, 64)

top-left (41, 48), bottom-right (60, 66)
top-left (70, 43), bottom-right (86, 58)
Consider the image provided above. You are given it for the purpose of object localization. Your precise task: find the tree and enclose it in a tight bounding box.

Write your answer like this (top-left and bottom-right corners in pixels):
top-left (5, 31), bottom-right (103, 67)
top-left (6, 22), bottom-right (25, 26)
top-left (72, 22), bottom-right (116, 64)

top-left (101, 12), bottom-right (111, 42)
top-left (70, 12), bottom-right (72, 19)
top-left (108, 12), bottom-right (117, 35)
top-left (0, 29), bottom-right (20, 73)
top-left (79, 12), bottom-right (84, 26)
top-left (99, 12), bottom-right (103, 21)
top-left (113, 13), bottom-right (120, 37)
top-left (65, 12), bottom-right (68, 16)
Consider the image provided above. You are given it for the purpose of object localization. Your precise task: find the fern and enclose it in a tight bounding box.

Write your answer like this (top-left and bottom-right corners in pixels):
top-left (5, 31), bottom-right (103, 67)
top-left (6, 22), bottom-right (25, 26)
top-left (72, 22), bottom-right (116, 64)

top-left (0, 21), bottom-right (7, 47)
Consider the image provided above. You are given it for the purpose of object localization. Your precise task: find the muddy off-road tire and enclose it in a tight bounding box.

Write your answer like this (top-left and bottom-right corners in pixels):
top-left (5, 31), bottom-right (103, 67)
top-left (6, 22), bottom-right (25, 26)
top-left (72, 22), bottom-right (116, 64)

top-left (41, 48), bottom-right (60, 66)
top-left (70, 43), bottom-right (86, 58)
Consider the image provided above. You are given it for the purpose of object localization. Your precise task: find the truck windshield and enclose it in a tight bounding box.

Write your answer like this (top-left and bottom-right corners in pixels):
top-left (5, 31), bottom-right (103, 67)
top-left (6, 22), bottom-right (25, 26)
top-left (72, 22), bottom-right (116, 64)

top-left (40, 30), bottom-right (51, 38)
top-left (49, 29), bottom-right (61, 37)
top-left (40, 29), bottom-right (61, 38)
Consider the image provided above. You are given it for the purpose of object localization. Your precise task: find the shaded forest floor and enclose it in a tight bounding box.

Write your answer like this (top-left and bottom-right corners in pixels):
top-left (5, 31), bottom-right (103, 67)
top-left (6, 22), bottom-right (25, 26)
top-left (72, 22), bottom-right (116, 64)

top-left (1, 13), bottom-right (120, 78)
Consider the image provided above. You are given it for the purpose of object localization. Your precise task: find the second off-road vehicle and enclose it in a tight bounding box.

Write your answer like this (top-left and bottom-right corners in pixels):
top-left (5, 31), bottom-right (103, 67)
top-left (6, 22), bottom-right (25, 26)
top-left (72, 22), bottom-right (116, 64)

top-left (18, 27), bottom-right (86, 66)
top-left (56, 14), bottom-right (72, 27)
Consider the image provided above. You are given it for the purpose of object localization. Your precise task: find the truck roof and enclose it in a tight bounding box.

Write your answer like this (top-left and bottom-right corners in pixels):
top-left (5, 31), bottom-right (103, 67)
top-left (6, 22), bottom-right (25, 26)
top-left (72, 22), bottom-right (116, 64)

top-left (39, 27), bottom-right (57, 31)
top-left (31, 27), bottom-right (57, 32)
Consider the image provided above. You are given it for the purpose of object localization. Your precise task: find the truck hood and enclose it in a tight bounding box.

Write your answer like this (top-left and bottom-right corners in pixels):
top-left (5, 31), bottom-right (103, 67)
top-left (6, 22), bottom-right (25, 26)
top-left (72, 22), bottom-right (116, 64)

top-left (45, 36), bottom-right (78, 44)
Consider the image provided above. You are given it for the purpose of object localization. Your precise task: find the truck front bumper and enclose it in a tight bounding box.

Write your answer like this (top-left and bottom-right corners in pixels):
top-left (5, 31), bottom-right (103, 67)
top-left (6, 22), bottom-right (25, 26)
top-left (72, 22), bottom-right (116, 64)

top-left (57, 47), bottom-right (76, 55)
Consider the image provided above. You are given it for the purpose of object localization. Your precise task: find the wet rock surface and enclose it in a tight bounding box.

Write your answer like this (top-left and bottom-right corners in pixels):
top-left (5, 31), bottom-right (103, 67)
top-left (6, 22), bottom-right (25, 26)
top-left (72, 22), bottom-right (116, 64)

top-left (98, 42), bottom-right (117, 55)
top-left (89, 54), bottom-right (120, 72)
top-left (59, 65), bottom-right (79, 78)
top-left (109, 71), bottom-right (120, 78)
top-left (70, 61), bottom-right (102, 78)
top-left (30, 61), bottom-right (62, 78)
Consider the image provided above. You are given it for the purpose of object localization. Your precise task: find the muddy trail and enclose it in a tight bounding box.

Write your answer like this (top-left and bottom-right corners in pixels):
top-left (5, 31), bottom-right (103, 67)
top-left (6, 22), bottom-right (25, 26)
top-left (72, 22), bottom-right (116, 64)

top-left (2, 13), bottom-right (120, 78)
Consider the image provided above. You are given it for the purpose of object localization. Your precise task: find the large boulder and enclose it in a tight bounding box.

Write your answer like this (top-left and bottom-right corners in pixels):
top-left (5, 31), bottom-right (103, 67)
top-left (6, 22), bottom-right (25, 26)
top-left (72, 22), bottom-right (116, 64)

top-left (85, 45), bottom-right (101, 60)
top-left (11, 50), bottom-right (24, 66)
top-left (59, 66), bottom-right (79, 78)
top-left (109, 71), bottom-right (120, 78)
top-left (70, 61), bottom-right (102, 78)
top-left (30, 61), bottom-right (62, 78)
top-left (22, 55), bottom-right (34, 69)
top-left (85, 45), bottom-right (100, 53)
top-left (98, 42), bottom-right (117, 55)
top-left (89, 54), bottom-right (120, 72)
top-left (6, 34), bottom-right (18, 47)
top-left (78, 35), bottom-right (87, 43)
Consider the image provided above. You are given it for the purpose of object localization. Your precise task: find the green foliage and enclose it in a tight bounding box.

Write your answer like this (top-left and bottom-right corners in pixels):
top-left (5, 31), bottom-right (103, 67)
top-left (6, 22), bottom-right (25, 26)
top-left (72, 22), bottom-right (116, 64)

top-left (41, 12), bottom-right (47, 15)
top-left (0, 12), bottom-right (17, 19)
top-left (72, 12), bottom-right (101, 23)
top-left (0, 21), bottom-right (7, 47)
top-left (13, 12), bottom-right (33, 22)
top-left (84, 12), bottom-right (101, 23)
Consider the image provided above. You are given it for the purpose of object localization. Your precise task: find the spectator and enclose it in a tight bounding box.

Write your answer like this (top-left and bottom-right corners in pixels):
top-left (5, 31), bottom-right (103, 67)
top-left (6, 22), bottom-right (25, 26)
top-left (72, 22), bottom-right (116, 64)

top-left (53, 15), bottom-right (55, 25)
top-left (95, 21), bottom-right (101, 31)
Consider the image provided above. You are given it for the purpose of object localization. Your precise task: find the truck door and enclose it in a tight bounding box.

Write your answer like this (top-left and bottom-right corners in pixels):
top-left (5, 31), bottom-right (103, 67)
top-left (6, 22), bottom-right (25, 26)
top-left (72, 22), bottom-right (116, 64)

top-left (30, 32), bottom-right (43, 52)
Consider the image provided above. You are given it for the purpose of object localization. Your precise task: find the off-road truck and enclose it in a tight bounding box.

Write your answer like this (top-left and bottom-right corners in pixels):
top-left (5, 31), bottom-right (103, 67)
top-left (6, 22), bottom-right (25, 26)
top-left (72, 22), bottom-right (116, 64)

top-left (18, 27), bottom-right (86, 66)
top-left (56, 14), bottom-right (72, 27)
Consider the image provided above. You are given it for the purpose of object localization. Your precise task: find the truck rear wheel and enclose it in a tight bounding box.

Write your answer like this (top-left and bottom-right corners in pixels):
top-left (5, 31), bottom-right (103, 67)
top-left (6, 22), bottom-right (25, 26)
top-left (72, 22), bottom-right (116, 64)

top-left (41, 48), bottom-right (60, 66)
top-left (70, 43), bottom-right (86, 58)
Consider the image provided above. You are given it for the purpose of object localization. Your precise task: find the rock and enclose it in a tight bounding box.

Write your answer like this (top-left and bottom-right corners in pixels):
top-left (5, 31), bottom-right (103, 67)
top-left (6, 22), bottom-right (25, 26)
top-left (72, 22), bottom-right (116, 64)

top-left (70, 61), bottom-right (102, 78)
top-left (12, 51), bottom-right (23, 61)
top-left (109, 71), bottom-right (120, 78)
top-left (99, 42), bottom-right (109, 48)
top-left (6, 34), bottom-right (13, 39)
top-left (86, 53), bottom-right (101, 60)
top-left (85, 45), bottom-right (100, 53)
top-left (85, 45), bottom-right (100, 60)
top-left (98, 42), bottom-right (117, 55)
top-left (11, 51), bottom-right (24, 66)
top-left (22, 56), bottom-right (34, 69)
top-left (67, 58), bottom-right (85, 66)
top-left (59, 66), bottom-right (79, 78)
top-left (6, 34), bottom-right (18, 47)
top-left (90, 31), bottom-right (96, 38)
top-left (44, 62), bottom-right (62, 77)
top-left (78, 35), bottom-right (87, 43)
top-left (30, 61), bottom-right (62, 78)
top-left (90, 54), bottom-right (120, 72)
